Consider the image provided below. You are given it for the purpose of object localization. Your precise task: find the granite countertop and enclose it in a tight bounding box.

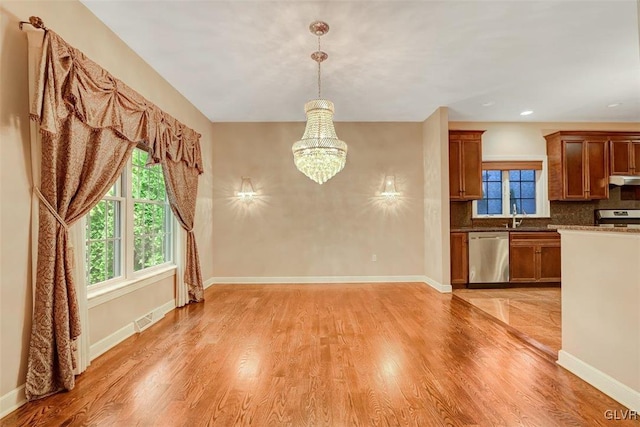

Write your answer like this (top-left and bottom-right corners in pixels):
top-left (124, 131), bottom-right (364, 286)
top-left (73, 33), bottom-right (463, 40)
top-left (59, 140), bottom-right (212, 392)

top-left (450, 226), bottom-right (556, 232)
top-left (548, 225), bottom-right (640, 233)
top-left (452, 225), bottom-right (640, 234)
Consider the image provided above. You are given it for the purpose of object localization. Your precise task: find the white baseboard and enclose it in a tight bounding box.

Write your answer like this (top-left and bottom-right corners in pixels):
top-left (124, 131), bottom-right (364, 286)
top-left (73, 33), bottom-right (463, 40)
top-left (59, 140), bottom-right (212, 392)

top-left (90, 299), bottom-right (175, 361)
top-left (210, 275), bottom-right (428, 285)
top-left (558, 350), bottom-right (640, 411)
top-left (422, 275), bottom-right (452, 293)
top-left (90, 323), bottom-right (135, 361)
top-left (203, 277), bottom-right (215, 289)
top-left (0, 385), bottom-right (25, 419)
top-left (1, 299), bottom-right (177, 419)
top-left (154, 299), bottom-right (176, 319)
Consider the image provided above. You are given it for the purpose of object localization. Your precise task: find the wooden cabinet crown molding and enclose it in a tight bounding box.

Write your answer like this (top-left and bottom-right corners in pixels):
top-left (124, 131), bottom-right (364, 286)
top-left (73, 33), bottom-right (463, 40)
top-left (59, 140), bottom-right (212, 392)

top-left (544, 131), bottom-right (640, 139)
top-left (449, 130), bottom-right (486, 137)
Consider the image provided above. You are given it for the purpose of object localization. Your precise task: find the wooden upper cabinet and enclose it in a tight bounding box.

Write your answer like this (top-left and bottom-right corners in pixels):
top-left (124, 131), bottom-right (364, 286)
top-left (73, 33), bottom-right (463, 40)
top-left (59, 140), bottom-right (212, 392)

top-left (462, 138), bottom-right (483, 199)
top-left (587, 139), bottom-right (609, 199)
top-left (610, 136), bottom-right (640, 176)
top-left (562, 139), bottom-right (586, 200)
top-left (449, 136), bottom-right (462, 199)
top-left (449, 131), bottom-right (484, 200)
top-left (546, 131), bottom-right (609, 201)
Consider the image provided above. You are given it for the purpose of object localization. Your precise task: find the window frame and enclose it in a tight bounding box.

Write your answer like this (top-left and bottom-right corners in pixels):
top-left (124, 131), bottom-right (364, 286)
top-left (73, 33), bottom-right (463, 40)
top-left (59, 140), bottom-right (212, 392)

top-left (472, 155), bottom-right (550, 219)
top-left (127, 151), bottom-right (174, 277)
top-left (86, 151), bottom-right (175, 297)
top-left (85, 177), bottom-right (125, 293)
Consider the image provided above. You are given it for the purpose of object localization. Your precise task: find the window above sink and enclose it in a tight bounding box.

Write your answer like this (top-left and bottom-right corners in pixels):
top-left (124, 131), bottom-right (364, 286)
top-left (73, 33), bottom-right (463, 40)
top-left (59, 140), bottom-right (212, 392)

top-left (472, 156), bottom-right (550, 219)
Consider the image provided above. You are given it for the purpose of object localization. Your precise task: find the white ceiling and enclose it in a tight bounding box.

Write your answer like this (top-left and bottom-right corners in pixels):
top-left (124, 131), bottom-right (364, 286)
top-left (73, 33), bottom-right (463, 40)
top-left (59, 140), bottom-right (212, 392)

top-left (81, 0), bottom-right (640, 123)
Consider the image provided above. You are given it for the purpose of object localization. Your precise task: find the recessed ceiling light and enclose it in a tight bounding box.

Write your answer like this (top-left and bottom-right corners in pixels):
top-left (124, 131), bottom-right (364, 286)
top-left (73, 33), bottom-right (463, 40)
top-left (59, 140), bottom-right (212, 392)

top-left (520, 110), bottom-right (533, 116)
top-left (607, 103), bottom-right (621, 108)
top-left (482, 101), bottom-right (495, 107)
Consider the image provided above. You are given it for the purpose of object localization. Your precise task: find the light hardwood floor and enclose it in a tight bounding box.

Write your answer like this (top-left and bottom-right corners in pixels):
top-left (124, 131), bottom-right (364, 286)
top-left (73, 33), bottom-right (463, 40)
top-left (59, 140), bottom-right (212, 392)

top-left (453, 287), bottom-right (562, 359)
top-left (2, 283), bottom-right (635, 426)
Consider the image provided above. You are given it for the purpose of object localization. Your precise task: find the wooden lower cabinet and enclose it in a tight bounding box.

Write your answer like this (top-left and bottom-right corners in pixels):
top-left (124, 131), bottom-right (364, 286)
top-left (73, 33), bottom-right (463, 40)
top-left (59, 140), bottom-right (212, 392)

top-left (450, 232), bottom-right (468, 287)
top-left (510, 232), bottom-right (561, 283)
top-left (510, 245), bottom-right (537, 282)
top-left (539, 244), bottom-right (562, 282)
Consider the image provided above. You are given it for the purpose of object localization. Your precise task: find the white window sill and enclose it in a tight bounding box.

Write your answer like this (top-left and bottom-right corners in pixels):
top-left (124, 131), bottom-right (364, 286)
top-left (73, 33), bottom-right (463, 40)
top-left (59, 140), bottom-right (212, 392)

top-left (88, 265), bottom-right (177, 308)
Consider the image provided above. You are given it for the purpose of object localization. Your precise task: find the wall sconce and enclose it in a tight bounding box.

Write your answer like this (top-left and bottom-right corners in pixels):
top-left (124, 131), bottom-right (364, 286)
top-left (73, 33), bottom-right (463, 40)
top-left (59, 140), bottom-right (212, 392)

top-left (380, 175), bottom-right (400, 199)
top-left (236, 177), bottom-right (256, 200)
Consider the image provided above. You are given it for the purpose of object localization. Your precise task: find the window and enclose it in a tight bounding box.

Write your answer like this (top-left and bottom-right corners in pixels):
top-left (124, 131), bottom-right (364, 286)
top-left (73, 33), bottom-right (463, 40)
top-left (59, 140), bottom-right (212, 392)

top-left (131, 149), bottom-right (172, 271)
top-left (508, 170), bottom-right (536, 215)
top-left (477, 169), bottom-right (537, 216)
top-left (473, 158), bottom-right (549, 218)
top-left (86, 148), bottom-right (173, 287)
top-left (86, 183), bottom-right (122, 285)
top-left (478, 170), bottom-right (503, 215)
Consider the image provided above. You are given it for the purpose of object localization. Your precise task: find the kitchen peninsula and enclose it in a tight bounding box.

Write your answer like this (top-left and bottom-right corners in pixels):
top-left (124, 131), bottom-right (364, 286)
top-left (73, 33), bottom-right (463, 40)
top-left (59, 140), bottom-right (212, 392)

top-left (553, 226), bottom-right (640, 411)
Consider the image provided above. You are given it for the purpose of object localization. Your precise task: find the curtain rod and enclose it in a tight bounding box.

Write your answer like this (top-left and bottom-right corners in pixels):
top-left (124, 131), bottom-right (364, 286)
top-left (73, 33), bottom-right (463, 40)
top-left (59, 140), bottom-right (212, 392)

top-left (19, 16), bottom-right (47, 31)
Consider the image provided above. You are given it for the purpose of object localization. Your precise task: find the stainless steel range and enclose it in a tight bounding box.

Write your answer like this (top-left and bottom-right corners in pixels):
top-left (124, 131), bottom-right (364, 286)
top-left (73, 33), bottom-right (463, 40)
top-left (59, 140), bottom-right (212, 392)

top-left (594, 209), bottom-right (640, 229)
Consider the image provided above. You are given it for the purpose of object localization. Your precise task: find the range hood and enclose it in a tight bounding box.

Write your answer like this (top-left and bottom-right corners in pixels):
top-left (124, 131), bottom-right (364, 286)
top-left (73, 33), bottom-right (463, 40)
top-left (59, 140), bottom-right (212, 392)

top-left (609, 175), bottom-right (640, 186)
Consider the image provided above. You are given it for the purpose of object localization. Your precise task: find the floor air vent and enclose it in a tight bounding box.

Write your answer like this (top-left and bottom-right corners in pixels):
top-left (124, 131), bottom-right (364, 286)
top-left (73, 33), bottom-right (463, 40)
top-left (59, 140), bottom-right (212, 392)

top-left (134, 313), bottom-right (154, 333)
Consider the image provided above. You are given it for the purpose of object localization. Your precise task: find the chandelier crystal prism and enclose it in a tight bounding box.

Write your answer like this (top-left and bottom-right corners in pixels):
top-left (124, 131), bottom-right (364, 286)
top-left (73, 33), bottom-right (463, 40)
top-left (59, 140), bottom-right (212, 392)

top-left (292, 21), bottom-right (347, 185)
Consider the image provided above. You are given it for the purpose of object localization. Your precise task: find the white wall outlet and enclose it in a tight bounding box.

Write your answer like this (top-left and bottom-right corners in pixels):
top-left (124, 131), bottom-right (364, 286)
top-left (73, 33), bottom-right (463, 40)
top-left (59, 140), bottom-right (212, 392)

top-left (371, 254), bottom-right (377, 262)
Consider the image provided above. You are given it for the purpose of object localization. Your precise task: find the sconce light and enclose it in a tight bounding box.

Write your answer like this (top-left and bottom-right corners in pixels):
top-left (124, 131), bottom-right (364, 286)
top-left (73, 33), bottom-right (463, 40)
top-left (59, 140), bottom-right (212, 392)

top-left (236, 177), bottom-right (256, 200)
top-left (380, 175), bottom-right (400, 199)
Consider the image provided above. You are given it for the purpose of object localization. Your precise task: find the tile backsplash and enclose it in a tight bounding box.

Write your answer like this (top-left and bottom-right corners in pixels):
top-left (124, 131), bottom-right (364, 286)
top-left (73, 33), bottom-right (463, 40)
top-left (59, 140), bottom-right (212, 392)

top-left (451, 186), bottom-right (640, 228)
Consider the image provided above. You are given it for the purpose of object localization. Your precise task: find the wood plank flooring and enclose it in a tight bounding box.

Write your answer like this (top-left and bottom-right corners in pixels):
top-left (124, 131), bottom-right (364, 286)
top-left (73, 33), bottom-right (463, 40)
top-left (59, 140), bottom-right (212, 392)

top-left (453, 288), bottom-right (562, 358)
top-left (2, 283), bottom-right (636, 426)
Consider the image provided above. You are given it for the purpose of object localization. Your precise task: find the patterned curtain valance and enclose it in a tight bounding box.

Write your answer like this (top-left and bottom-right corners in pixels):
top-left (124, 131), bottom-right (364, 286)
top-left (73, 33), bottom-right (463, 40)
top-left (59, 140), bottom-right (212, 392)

top-left (31, 30), bottom-right (203, 174)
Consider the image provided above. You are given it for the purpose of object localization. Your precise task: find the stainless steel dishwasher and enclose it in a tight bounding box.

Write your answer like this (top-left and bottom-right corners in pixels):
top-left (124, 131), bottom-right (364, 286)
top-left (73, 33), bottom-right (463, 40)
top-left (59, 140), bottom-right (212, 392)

top-left (468, 232), bottom-right (509, 287)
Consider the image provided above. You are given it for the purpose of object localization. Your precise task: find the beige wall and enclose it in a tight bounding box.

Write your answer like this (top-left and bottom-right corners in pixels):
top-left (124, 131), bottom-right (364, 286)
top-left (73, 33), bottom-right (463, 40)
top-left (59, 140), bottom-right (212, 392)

top-left (422, 108), bottom-right (451, 287)
top-left (89, 275), bottom-right (174, 345)
top-left (559, 230), bottom-right (640, 408)
top-left (211, 122), bottom-right (425, 278)
top-left (449, 121), bottom-right (640, 158)
top-left (0, 0), bottom-right (214, 398)
top-left (0, 4), bottom-right (33, 400)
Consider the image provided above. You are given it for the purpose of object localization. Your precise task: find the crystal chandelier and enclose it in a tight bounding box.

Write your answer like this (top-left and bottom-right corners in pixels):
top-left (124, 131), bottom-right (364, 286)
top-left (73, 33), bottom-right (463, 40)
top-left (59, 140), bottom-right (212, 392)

top-left (292, 21), bottom-right (347, 185)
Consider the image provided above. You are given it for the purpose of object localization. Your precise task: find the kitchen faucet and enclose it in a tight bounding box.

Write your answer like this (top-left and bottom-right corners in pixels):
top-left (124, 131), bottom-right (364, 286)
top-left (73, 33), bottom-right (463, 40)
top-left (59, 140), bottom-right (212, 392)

top-left (511, 203), bottom-right (523, 228)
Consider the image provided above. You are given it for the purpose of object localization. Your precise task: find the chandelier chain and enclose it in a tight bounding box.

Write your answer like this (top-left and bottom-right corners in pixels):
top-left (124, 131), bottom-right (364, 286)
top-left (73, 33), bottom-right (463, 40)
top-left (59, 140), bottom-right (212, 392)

top-left (317, 36), bottom-right (321, 99)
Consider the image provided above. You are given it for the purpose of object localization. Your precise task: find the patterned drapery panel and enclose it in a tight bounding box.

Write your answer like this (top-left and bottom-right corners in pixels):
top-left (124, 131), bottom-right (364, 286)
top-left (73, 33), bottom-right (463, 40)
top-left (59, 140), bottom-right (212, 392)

top-left (26, 30), bottom-right (204, 400)
top-left (26, 118), bottom-right (135, 400)
top-left (163, 160), bottom-right (203, 302)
